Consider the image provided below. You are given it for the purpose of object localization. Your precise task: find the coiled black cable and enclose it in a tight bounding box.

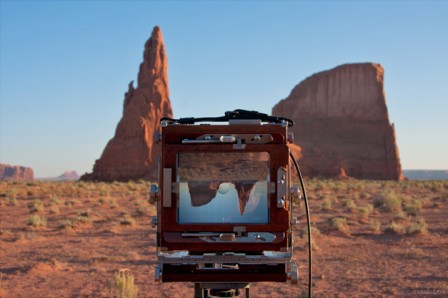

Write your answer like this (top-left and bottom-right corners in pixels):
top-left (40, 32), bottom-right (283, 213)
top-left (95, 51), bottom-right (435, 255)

top-left (290, 152), bottom-right (312, 298)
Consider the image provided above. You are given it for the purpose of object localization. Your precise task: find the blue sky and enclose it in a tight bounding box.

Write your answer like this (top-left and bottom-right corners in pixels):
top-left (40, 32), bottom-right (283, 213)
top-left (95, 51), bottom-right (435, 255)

top-left (1, 1), bottom-right (447, 177)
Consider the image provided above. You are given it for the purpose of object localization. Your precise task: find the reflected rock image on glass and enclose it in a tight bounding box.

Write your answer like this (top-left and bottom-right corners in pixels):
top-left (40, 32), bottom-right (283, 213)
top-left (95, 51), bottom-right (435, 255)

top-left (187, 181), bottom-right (220, 207)
top-left (177, 152), bottom-right (270, 224)
top-left (234, 180), bottom-right (257, 215)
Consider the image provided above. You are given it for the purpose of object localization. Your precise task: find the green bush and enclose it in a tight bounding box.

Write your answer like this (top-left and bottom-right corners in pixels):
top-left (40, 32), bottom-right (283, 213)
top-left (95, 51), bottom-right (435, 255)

top-left (373, 191), bottom-right (403, 213)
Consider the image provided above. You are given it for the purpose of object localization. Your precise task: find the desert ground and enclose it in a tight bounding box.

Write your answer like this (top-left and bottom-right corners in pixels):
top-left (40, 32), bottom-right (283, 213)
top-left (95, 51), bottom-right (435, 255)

top-left (1, 179), bottom-right (447, 297)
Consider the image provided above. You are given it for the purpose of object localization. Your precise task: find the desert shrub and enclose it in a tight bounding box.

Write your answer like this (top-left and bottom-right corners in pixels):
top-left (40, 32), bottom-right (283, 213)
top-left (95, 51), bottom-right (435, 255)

top-left (313, 181), bottom-right (324, 191)
top-left (49, 196), bottom-right (62, 205)
top-left (322, 198), bottom-right (332, 211)
top-left (127, 181), bottom-right (137, 191)
top-left (359, 192), bottom-right (369, 199)
top-left (404, 199), bottom-right (422, 216)
top-left (331, 181), bottom-right (343, 192)
top-left (109, 198), bottom-right (119, 209)
top-left (373, 191), bottom-right (403, 213)
top-left (64, 200), bottom-right (74, 208)
top-left (300, 225), bottom-right (321, 238)
top-left (110, 270), bottom-right (138, 298)
top-left (406, 217), bottom-right (428, 234)
top-left (119, 214), bottom-right (136, 226)
top-left (385, 221), bottom-right (404, 234)
top-left (77, 209), bottom-right (91, 217)
top-left (27, 215), bottom-right (47, 227)
top-left (136, 206), bottom-right (151, 216)
top-left (331, 217), bottom-right (350, 234)
top-left (358, 204), bottom-right (374, 219)
top-left (345, 199), bottom-right (357, 212)
top-left (370, 219), bottom-right (382, 234)
top-left (75, 209), bottom-right (92, 225)
top-left (74, 215), bottom-right (91, 225)
top-left (28, 199), bottom-right (44, 213)
top-left (300, 225), bottom-right (320, 251)
top-left (8, 197), bottom-right (18, 206)
top-left (49, 205), bottom-right (60, 214)
top-left (59, 219), bottom-right (76, 230)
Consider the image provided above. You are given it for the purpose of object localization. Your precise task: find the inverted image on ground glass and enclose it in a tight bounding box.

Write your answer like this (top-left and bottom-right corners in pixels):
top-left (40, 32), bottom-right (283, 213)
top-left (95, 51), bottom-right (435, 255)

top-left (177, 152), bottom-right (270, 224)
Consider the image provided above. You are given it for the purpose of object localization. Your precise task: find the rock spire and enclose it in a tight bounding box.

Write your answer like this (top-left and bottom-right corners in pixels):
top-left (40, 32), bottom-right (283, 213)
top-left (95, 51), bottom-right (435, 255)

top-left (82, 26), bottom-right (173, 181)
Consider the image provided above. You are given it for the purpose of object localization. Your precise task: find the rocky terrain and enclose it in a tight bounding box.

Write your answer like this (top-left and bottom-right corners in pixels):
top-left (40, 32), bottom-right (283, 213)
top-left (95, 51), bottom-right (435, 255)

top-left (1, 179), bottom-right (447, 297)
top-left (273, 63), bottom-right (403, 180)
top-left (0, 164), bottom-right (34, 181)
top-left (81, 26), bottom-right (173, 182)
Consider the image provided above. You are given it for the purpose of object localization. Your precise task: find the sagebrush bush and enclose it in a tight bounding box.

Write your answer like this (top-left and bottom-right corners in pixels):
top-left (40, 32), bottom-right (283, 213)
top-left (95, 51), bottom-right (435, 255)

top-left (345, 199), bottom-right (357, 212)
top-left (358, 204), bottom-right (374, 219)
top-left (119, 214), bottom-right (136, 226)
top-left (27, 215), bottom-right (47, 227)
top-left (407, 217), bottom-right (428, 234)
top-left (331, 217), bottom-right (350, 234)
top-left (28, 199), bottom-right (44, 213)
top-left (322, 198), bottom-right (332, 211)
top-left (385, 221), bottom-right (404, 234)
top-left (404, 199), bottom-right (422, 216)
top-left (373, 191), bottom-right (403, 213)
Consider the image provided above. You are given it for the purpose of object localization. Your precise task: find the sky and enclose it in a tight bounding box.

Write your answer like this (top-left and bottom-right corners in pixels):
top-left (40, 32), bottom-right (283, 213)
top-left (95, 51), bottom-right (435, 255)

top-left (1, 0), bottom-right (447, 178)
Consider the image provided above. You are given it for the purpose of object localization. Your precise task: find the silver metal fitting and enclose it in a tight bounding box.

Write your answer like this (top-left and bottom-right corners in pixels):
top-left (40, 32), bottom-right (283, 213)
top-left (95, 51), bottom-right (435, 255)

top-left (151, 216), bottom-right (158, 228)
top-left (149, 184), bottom-right (159, 204)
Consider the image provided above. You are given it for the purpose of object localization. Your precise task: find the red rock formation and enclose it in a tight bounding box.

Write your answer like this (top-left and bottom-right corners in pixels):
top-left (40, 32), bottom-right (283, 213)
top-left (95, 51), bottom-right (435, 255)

top-left (82, 26), bottom-right (172, 182)
top-left (0, 164), bottom-right (34, 181)
top-left (273, 63), bottom-right (403, 180)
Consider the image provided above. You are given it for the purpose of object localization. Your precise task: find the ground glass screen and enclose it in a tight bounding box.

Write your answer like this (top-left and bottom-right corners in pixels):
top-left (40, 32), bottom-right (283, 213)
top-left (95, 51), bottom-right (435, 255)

top-left (177, 152), bottom-right (270, 224)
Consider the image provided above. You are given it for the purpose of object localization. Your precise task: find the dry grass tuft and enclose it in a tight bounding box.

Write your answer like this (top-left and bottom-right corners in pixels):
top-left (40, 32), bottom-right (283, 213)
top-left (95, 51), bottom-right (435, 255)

top-left (28, 199), bottom-right (44, 213)
top-left (27, 215), bottom-right (47, 227)
top-left (404, 199), bottom-right (423, 216)
top-left (331, 217), bottom-right (350, 235)
top-left (110, 269), bottom-right (138, 298)
top-left (406, 217), bottom-right (428, 235)
top-left (385, 221), bottom-right (405, 234)
top-left (322, 198), bottom-right (332, 211)
top-left (373, 191), bottom-right (403, 213)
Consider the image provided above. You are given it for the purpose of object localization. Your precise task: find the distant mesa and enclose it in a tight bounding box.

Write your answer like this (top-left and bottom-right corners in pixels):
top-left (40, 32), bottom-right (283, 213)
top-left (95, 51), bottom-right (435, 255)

top-left (81, 26), bottom-right (173, 182)
top-left (58, 170), bottom-right (80, 180)
top-left (0, 164), bottom-right (34, 181)
top-left (273, 63), bottom-right (403, 180)
top-left (37, 171), bottom-right (80, 182)
top-left (403, 170), bottom-right (448, 181)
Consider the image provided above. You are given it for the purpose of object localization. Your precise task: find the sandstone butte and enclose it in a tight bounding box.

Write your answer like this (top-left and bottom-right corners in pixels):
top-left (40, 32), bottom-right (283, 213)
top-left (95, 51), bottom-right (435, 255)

top-left (273, 63), bottom-right (403, 180)
top-left (81, 26), bottom-right (173, 182)
top-left (0, 164), bottom-right (34, 181)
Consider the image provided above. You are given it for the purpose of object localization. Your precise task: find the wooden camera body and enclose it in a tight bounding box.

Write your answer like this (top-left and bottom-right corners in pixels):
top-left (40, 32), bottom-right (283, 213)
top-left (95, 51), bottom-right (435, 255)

top-left (150, 118), bottom-right (299, 285)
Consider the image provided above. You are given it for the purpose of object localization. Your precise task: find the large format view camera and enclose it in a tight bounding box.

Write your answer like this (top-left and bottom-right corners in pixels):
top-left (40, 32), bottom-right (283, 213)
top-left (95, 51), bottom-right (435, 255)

top-left (149, 110), bottom-right (310, 297)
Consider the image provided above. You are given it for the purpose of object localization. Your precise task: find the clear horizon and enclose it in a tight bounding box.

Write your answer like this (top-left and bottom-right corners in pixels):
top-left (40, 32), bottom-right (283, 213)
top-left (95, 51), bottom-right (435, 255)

top-left (1, 1), bottom-right (447, 177)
